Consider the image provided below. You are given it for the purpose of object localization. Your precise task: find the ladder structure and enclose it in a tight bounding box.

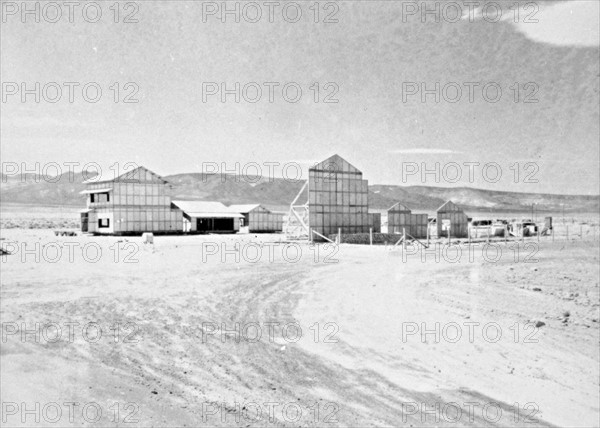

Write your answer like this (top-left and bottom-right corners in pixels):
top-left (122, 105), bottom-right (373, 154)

top-left (284, 181), bottom-right (310, 240)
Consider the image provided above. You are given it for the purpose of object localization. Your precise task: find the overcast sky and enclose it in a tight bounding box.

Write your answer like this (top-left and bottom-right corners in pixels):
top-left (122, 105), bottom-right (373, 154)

top-left (2, 0), bottom-right (599, 194)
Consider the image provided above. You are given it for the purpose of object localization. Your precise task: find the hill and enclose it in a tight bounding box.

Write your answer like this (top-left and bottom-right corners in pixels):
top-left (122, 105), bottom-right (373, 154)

top-left (1, 172), bottom-right (598, 213)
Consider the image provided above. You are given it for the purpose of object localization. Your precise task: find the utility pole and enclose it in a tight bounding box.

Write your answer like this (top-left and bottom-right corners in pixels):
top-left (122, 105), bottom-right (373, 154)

top-left (531, 203), bottom-right (534, 221)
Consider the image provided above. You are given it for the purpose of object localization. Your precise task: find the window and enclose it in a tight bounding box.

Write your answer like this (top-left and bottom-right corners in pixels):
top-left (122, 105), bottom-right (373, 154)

top-left (90, 194), bottom-right (95, 203)
top-left (98, 218), bottom-right (110, 228)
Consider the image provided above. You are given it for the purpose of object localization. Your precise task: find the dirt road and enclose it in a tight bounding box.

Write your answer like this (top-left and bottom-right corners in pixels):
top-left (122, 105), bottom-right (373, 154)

top-left (1, 230), bottom-right (598, 426)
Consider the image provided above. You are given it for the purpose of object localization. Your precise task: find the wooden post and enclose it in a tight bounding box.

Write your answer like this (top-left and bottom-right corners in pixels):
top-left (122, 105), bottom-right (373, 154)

top-left (447, 226), bottom-right (451, 246)
top-left (504, 225), bottom-right (508, 244)
top-left (468, 228), bottom-right (471, 246)
top-left (369, 228), bottom-right (373, 246)
top-left (403, 228), bottom-right (406, 251)
top-left (338, 228), bottom-right (341, 245)
top-left (521, 225), bottom-right (524, 244)
top-left (426, 223), bottom-right (430, 246)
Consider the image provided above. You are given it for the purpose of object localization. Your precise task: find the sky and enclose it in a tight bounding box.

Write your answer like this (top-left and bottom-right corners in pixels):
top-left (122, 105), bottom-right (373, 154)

top-left (1, 0), bottom-right (599, 194)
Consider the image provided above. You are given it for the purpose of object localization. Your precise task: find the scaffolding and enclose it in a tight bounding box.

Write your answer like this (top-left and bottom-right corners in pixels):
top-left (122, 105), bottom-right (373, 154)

top-left (284, 155), bottom-right (381, 241)
top-left (284, 181), bottom-right (309, 240)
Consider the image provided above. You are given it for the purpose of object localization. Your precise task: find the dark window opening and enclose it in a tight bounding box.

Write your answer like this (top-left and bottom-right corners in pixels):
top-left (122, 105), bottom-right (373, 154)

top-left (90, 192), bottom-right (109, 203)
top-left (98, 218), bottom-right (110, 228)
top-left (81, 213), bottom-right (89, 232)
top-left (197, 218), bottom-right (234, 232)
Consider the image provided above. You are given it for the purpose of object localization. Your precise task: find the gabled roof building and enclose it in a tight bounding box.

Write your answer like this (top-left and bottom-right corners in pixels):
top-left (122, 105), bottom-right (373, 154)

top-left (285, 154), bottom-right (381, 240)
top-left (80, 166), bottom-right (183, 235)
top-left (171, 200), bottom-right (243, 233)
top-left (228, 204), bottom-right (284, 233)
top-left (387, 202), bottom-right (428, 238)
top-left (436, 200), bottom-right (469, 238)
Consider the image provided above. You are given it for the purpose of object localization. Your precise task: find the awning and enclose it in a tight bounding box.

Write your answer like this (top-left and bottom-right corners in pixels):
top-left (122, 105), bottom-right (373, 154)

top-left (79, 209), bottom-right (92, 213)
top-left (79, 188), bottom-right (113, 194)
top-left (187, 212), bottom-right (244, 219)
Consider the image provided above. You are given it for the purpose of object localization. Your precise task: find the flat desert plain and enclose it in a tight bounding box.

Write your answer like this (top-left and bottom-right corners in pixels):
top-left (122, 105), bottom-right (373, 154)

top-left (1, 229), bottom-right (599, 427)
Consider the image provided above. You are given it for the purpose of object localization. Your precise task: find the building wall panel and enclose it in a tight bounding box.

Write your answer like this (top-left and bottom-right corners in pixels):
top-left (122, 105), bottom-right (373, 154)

top-left (387, 204), bottom-right (429, 238)
top-left (436, 209), bottom-right (468, 238)
top-left (308, 157), bottom-right (373, 238)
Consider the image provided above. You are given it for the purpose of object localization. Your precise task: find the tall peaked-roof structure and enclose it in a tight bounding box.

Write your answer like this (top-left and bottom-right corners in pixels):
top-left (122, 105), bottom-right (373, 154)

top-left (284, 154), bottom-right (378, 240)
top-left (311, 154), bottom-right (362, 175)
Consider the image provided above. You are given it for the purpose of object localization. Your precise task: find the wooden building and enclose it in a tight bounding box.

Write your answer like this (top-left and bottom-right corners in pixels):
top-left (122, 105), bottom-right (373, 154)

top-left (387, 202), bottom-right (428, 238)
top-left (228, 204), bottom-right (284, 233)
top-left (285, 154), bottom-right (382, 240)
top-left (436, 200), bottom-right (469, 238)
top-left (171, 200), bottom-right (242, 233)
top-left (80, 166), bottom-right (183, 235)
top-left (308, 155), bottom-right (375, 238)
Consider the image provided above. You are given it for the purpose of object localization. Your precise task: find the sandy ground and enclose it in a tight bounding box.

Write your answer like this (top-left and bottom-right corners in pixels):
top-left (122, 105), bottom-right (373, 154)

top-left (1, 229), bottom-right (599, 427)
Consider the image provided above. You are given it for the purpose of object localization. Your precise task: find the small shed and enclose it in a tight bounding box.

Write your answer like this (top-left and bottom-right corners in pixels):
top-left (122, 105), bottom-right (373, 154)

top-left (228, 204), bottom-right (284, 233)
top-left (436, 200), bottom-right (469, 238)
top-left (171, 201), bottom-right (243, 233)
top-left (387, 203), bottom-right (428, 238)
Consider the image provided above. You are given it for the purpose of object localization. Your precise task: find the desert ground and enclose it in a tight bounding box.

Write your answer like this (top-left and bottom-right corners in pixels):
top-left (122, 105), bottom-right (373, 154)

top-left (1, 216), bottom-right (599, 427)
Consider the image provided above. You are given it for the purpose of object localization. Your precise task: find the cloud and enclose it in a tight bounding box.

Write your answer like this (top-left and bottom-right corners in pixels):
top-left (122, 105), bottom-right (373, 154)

top-left (512, 1), bottom-right (599, 47)
top-left (464, 1), bottom-right (599, 47)
top-left (389, 148), bottom-right (462, 155)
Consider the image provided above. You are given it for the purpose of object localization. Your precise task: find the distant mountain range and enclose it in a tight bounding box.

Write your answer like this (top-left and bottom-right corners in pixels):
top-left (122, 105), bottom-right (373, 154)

top-left (1, 172), bottom-right (598, 214)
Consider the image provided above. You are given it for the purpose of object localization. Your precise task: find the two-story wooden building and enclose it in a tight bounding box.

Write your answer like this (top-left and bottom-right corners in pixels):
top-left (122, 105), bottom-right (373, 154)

top-left (80, 166), bottom-right (184, 235)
